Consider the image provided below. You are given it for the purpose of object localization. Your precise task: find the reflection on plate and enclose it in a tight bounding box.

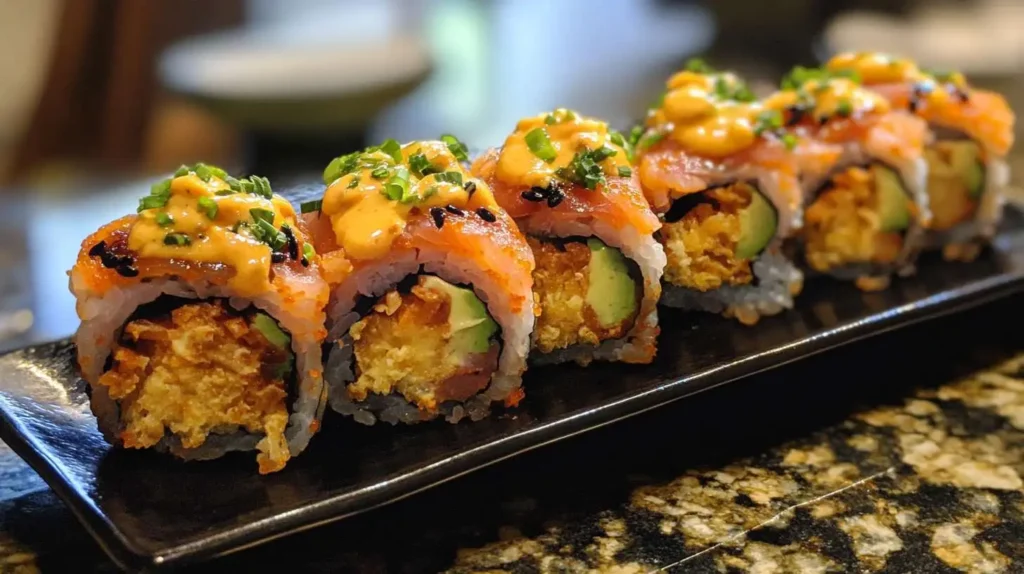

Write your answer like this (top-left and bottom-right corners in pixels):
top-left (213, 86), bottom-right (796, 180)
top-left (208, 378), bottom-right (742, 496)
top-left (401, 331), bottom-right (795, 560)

top-left (2, 196), bottom-right (1024, 570)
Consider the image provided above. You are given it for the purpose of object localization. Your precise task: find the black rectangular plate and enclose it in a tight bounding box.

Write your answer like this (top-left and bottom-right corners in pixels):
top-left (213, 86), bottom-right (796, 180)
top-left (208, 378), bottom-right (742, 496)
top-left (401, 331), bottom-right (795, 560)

top-left (3, 205), bottom-right (1024, 571)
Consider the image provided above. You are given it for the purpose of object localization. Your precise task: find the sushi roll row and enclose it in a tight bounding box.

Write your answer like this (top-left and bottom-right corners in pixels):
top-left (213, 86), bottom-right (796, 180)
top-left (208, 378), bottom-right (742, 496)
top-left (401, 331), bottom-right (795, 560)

top-left (68, 51), bottom-right (1014, 473)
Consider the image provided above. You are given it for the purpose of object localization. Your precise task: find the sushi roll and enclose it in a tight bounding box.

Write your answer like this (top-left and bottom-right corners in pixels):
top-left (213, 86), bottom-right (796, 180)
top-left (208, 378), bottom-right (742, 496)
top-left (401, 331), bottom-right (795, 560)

top-left (633, 61), bottom-right (804, 325)
top-left (826, 52), bottom-right (1015, 262)
top-left (70, 164), bottom-right (330, 474)
top-left (303, 138), bottom-right (535, 425)
top-left (764, 68), bottom-right (932, 291)
top-left (471, 108), bottom-right (666, 365)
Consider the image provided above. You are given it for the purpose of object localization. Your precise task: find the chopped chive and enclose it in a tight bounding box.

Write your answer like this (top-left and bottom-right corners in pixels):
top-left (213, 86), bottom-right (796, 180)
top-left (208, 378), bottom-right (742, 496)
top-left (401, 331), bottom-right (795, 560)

top-left (194, 163), bottom-right (213, 182)
top-left (685, 58), bottom-right (714, 74)
top-left (250, 208), bottom-right (275, 225)
top-left (323, 152), bottom-right (361, 185)
top-left (346, 177), bottom-right (360, 189)
top-left (163, 232), bottom-right (191, 246)
top-left (155, 212), bottom-right (173, 227)
top-left (300, 200), bottom-right (322, 214)
top-left (441, 134), bottom-right (469, 162)
top-left (609, 130), bottom-right (626, 148)
top-left (836, 99), bottom-right (853, 117)
top-left (544, 114), bottom-right (557, 125)
top-left (251, 176), bottom-right (273, 199)
top-left (434, 171), bottom-right (463, 185)
top-left (174, 165), bottom-right (190, 177)
top-left (302, 242), bottom-right (315, 261)
top-left (753, 109), bottom-right (783, 136)
top-left (379, 139), bottom-right (402, 162)
top-left (197, 196), bottom-right (218, 220)
top-left (224, 176), bottom-right (241, 191)
top-left (137, 179), bottom-right (171, 212)
top-left (525, 128), bottom-right (557, 163)
top-left (371, 165), bottom-right (390, 180)
top-left (617, 166), bottom-right (632, 178)
top-left (409, 153), bottom-right (438, 177)
top-left (384, 166), bottom-right (411, 201)
top-left (637, 131), bottom-right (666, 150)
top-left (781, 133), bottom-right (798, 150)
top-left (422, 185), bottom-right (439, 200)
top-left (589, 145), bottom-right (618, 163)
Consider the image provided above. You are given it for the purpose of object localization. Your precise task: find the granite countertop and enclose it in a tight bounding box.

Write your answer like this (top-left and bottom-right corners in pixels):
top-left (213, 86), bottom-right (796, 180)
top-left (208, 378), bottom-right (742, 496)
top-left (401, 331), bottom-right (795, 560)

top-left (2, 300), bottom-right (1024, 573)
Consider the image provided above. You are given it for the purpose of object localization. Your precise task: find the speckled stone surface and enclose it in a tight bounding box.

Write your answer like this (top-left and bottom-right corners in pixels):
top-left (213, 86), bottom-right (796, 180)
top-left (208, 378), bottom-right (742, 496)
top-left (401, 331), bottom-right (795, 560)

top-left (448, 354), bottom-right (1024, 573)
top-left (3, 300), bottom-right (1024, 573)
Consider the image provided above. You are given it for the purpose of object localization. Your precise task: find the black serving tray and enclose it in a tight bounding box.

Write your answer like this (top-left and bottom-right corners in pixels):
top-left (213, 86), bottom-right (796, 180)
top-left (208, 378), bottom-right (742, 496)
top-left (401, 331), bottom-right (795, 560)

top-left (3, 201), bottom-right (1024, 571)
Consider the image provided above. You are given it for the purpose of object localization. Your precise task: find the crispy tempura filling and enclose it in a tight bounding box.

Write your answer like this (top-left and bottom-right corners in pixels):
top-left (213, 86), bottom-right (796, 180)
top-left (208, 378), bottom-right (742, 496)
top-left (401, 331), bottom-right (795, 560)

top-left (925, 140), bottom-right (981, 230)
top-left (349, 284), bottom-right (499, 412)
top-left (803, 167), bottom-right (905, 273)
top-left (98, 301), bottom-right (292, 474)
top-left (530, 238), bottom-right (638, 354)
top-left (660, 183), bottom-right (754, 291)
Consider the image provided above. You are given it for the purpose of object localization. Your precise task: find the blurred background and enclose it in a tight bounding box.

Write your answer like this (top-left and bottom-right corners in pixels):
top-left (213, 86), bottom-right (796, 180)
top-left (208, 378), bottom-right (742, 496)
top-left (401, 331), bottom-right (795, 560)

top-left (0, 0), bottom-right (1022, 351)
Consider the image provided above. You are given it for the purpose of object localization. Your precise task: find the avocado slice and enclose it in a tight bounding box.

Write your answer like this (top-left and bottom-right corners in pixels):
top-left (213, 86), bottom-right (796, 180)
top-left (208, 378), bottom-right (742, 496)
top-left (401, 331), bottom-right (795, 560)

top-left (421, 276), bottom-right (498, 354)
top-left (964, 160), bottom-right (985, 200)
top-left (872, 164), bottom-right (912, 232)
top-left (585, 238), bottom-right (638, 328)
top-left (735, 185), bottom-right (778, 260)
top-left (252, 313), bottom-right (291, 349)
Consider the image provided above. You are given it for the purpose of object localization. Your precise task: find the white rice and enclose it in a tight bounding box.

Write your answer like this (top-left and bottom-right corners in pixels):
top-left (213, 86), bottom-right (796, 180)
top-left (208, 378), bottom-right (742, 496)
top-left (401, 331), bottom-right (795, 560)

top-left (70, 273), bottom-right (327, 460)
top-left (322, 248), bottom-right (535, 426)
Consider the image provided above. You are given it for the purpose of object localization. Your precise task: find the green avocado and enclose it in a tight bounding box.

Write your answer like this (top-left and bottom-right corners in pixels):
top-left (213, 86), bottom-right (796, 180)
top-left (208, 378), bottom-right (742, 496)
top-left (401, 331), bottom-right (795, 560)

top-left (735, 185), bottom-right (778, 260)
top-left (421, 276), bottom-right (498, 354)
top-left (873, 164), bottom-right (912, 232)
top-left (946, 140), bottom-right (986, 200)
top-left (252, 313), bottom-right (290, 349)
top-left (585, 238), bottom-right (638, 328)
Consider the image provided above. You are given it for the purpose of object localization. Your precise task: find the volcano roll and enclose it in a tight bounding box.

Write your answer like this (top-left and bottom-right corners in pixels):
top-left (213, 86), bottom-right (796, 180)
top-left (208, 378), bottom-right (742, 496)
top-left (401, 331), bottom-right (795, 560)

top-left (70, 164), bottom-right (330, 474)
top-left (303, 138), bottom-right (535, 425)
top-left (472, 108), bottom-right (665, 365)
top-left (634, 61), bottom-right (804, 325)
top-left (764, 68), bottom-right (932, 291)
top-left (826, 52), bottom-right (1015, 262)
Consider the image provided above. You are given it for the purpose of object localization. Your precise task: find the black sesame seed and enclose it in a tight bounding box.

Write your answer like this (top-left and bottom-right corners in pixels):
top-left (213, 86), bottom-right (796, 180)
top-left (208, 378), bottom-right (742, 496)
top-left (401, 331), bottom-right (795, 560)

top-left (300, 258), bottom-right (310, 267)
top-left (546, 190), bottom-right (564, 208)
top-left (521, 187), bottom-right (547, 202)
top-left (463, 181), bottom-right (477, 197)
top-left (909, 98), bottom-right (920, 113)
top-left (116, 265), bottom-right (139, 278)
top-left (956, 89), bottom-right (970, 103)
top-left (88, 241), bottom-right (106, 258)
top-left (430, 206), bottom-right (445, 228)
top-left (445, 204), bottom-right (463, 215)
top-left (282, 225), bottom-right (299, 260)
top-left (476, 207), bottom-right (496, 222)
top-left (271, 252), bottom-right (287, 264)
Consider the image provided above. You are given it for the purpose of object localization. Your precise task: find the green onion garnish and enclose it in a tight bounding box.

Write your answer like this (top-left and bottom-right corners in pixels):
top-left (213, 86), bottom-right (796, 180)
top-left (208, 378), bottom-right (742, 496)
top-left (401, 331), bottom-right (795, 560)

top-left (197, 197), bottom-right (218, 220)
top-left (250, 175), bottom-right (273, 199)
top-left (544, 114), bottom-right (557, 125)
top-left (174, 165), bottom-right (190, 177)
top-left (383, 166), bottom-right (411, 201)
top-left (155, 212), bottom-right (173, 227)
top-left (379, 139), bottom-right (403, 162)
top-left (300, 200), bottom-right (322, 214)
top-left (163, 232), bottom-right (191, 246)
top-left (434, 171), bottom-right (463, 185)
top-left (137, 179), bottom-right (172, 212)
top-left (637, 131), bottom-right (666, 151)
top-left (409, 153), bottom-right (438, 177)
top-left (441, 134), bottom-right (470, 162)
top-left (346, 177), bottom-right (360, 189)
top-left (617, 166), bottom-right (632, 178)
top-left (782, 133), bottom-right (798, 150)
top-left (685, 58), bottom-right (714, 74)
top-left (371, 165), bottom-right (390, 180)
top-left (609, 130), bottom-right (626, 148)
top-left (248, 217), bottom-right (286, 250)
top-left (323, 152), bottom-right (361, 185)
top-left (224, 176), bottom-right (241, 191)
top-left (250, 208), bottom-right (275, 225)
top-left (836, 99), bottom-right (853, 117)
top-left (556, 146), bottom-right (616, 190)
top-left (194, 164), bottom-right (213, 182)
top-left (525, 128), bottom-right (557, 163)
top-left (589, 145), bottom-right (618, 163)
top-left (753, 110), bottom-right (783, 136)
top-left (302, 242), bottom-right (315, 260)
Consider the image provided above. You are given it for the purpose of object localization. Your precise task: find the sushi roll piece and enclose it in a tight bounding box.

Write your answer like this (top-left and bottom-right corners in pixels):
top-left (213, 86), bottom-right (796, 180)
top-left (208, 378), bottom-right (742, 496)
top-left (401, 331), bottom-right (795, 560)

top-left (826, 52), bottom-right (1015, 261)
top-left (633, 61), bottom-right (804, 325)
top-left (472, 108), bottom-right (666, 365)
top-left (70, 164), bottom-right (330, 474)
top-left (764, 68), bottom-right (932, 291)
top-left (304, 138), bottom-right (535, 425)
